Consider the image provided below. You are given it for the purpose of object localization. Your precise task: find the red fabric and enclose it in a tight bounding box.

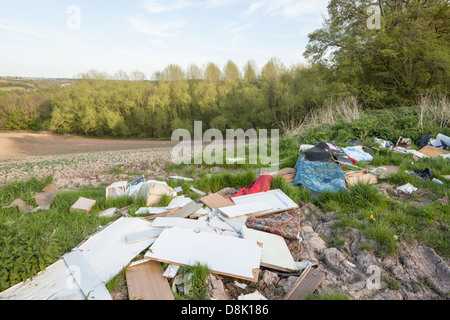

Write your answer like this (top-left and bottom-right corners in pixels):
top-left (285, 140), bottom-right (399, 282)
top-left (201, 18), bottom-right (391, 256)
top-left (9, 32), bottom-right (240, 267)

top-left (228, 174), bottom-right (273, 199)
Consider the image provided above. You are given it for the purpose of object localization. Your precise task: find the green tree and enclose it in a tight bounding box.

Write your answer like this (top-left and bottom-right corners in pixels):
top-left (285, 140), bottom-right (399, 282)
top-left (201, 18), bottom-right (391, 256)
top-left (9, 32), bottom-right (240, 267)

top-left (304, 0), bottom-right (450, 108)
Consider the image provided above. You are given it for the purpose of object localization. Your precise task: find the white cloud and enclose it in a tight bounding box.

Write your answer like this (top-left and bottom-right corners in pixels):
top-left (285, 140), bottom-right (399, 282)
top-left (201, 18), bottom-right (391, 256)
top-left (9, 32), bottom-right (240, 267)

top-left (243, 1), bottom-right (265, 18)
top-left (229, 22), bottom-right (254, 34)
top-left (143, 0), bottom-right (198, 13)
top-left (129, 15), bottom-right (188, 37)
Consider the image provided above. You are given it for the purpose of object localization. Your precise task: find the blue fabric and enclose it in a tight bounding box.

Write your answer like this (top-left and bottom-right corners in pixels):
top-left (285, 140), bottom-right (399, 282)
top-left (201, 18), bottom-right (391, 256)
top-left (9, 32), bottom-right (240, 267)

top-left (293, 157), bottom-right (347, 193)
top-left (294, 154), bottom-right (304, 170)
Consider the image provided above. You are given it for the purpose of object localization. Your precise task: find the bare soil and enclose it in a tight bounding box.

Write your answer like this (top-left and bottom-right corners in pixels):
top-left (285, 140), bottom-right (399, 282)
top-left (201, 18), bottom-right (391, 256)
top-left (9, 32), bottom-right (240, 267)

top-left (0, 132), bottom-right (179, 161)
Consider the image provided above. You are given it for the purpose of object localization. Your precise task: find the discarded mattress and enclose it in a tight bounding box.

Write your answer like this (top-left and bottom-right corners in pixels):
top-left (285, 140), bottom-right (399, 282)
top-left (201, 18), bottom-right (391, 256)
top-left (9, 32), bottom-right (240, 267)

top-left (293, 157), bottom-right (347, 193)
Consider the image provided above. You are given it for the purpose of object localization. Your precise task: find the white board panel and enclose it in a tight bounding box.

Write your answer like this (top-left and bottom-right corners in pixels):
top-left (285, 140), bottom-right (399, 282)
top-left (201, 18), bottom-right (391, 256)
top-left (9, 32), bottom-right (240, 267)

top-left (62, 249), bottom-right (112, 300)
top-left (76, 217), bottom-right (155, 283)
top-left (0, 259), bottom-right (85, 300)
top-left (0, 217), bottom-right (155, 300)
top-left (144, 227), bottom-right (262, 281)
top-left (218, 201), bottom-right (274, 218)
top-left (241, 226), bottom-right (298, 272)
top-left (231, 189), bottom-right (298, 214)
top-left (152, 217), bottom-right (213, 232)
top-left (126, 228), bottom-right (163, 244)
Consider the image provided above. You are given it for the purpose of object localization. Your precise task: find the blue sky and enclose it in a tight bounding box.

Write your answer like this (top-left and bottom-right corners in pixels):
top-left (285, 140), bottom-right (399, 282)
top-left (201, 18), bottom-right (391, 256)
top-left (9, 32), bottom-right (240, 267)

top-left (0, 0), bottom-right (329, 78)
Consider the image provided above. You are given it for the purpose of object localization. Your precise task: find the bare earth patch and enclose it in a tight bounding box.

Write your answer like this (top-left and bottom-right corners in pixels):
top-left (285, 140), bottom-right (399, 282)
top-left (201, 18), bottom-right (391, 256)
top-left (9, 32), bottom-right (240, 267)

top-left (0, 132), bottom-right (178, 187)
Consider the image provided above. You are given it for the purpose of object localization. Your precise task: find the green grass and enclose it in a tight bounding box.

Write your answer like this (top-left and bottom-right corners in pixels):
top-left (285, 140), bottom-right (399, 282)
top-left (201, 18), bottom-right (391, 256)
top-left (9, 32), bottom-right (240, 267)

top-left (173, 263), bottom-right (211, 300)
top-left (305, 289), bottom-right (351, 300)
top-left (0, 177), bottom-right (125, 292)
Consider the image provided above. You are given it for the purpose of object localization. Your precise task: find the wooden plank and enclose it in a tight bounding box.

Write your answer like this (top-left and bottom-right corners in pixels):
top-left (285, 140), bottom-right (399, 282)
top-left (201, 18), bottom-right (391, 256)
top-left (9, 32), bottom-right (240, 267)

top-left (62, 250), bottom-right (112, 300)
top-left (167, 201), bottom-right (203, 218)
top-left (144, 227), bottom-right (262, 282)
top-left (283, 267), bottom-right (326, 300)
top-left (199, 193), bottom-right (235, 209)
top-left (126, 260), bottom-right (174, 300)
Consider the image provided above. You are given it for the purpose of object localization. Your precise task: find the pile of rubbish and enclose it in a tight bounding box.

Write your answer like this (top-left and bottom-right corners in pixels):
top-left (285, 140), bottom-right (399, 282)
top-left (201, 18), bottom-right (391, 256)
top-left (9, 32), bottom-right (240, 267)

top-left (0, 132), bottom-right (448, 301)
top-left (0, 172), bottom-right (323, 301)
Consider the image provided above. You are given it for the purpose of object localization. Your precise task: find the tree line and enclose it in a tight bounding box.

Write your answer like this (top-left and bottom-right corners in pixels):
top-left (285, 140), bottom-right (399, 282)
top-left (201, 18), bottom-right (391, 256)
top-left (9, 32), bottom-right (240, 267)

top-left (0, 0), bottom-right (447, 138)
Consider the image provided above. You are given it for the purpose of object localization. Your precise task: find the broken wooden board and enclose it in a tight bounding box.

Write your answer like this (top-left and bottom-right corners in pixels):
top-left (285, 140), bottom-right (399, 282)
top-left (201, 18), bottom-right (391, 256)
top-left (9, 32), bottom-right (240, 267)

top-left (190, 186), bottom-right (206, 196)
top-left (151, 217), bottom-right (213, 233)
top-left (418, 145), bottom-right (450, 159)
top-left (345, 170), bottom-right (378, 186)
top-left (231, 189), bottom-right (299, 217)
top-left (62, 249), bottom-right (112, 300)
top-left (241, 226), bottom-right (298, 272)
top-left (142, 208), bottom-right (179, 222)
top-left (217, 201), bottom-right (274, 218)
top-left (166, 196), bottom-right (193, 209)
top-left (283, 266), bottom-right (326, 300)
top-left (126, 228), bottom-right (163, 244)
top-left (126, 260), bottom-right (174, 300)
top-left (166, 201), bottom-right (203, 218)
top-left (144, 227), bottom-right (262, 282)
top-left (70, 197), bottom-right (96, 214)
top-left (199, 193), bottom-right (235, 209)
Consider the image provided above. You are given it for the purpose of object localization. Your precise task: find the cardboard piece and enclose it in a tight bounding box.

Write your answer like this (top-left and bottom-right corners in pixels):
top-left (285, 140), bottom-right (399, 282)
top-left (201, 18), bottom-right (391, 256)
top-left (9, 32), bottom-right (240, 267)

top-left (345, 170), bottom-right (378, 186)
top-left (70, 197), bottom-right (96, 214)
top-left (126, 260), bottom-right (174, 300)
top-left (146, 183), bottom-right (174, 207)
top-left (199, 193), bottom-right (235, 209)
top-left (106, 181), bottom-right (128, 199)
top-left (381, 165), bottom-right (400, 174)
top-left (418, 145), bottom-right (450, 159)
